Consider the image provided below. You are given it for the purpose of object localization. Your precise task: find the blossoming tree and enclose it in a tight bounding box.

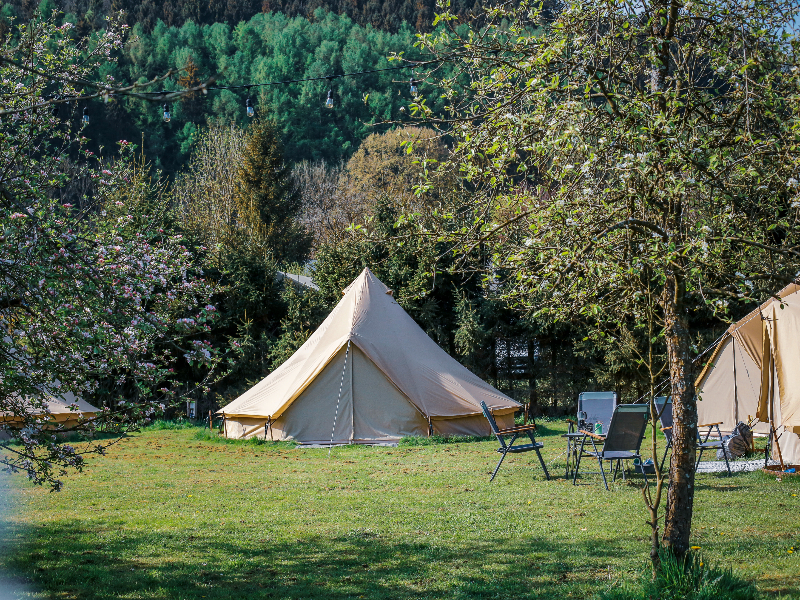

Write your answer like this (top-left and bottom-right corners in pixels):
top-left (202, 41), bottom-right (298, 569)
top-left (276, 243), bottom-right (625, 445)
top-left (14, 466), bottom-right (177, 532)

top-left (0, 14), bottom-right (219, 489)
top-left (414, 0), bottom-right (800, 564)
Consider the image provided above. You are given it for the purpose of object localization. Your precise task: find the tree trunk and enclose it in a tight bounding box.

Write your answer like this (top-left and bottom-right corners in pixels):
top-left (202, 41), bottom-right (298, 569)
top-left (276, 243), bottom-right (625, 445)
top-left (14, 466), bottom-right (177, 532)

top-left (662, 272), bottom-right (697, 558)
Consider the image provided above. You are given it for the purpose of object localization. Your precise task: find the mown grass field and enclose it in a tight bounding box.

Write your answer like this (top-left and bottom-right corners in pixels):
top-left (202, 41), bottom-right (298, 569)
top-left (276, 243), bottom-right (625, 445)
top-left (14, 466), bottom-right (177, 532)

top-left (0, 421), bottom-right (798, 599)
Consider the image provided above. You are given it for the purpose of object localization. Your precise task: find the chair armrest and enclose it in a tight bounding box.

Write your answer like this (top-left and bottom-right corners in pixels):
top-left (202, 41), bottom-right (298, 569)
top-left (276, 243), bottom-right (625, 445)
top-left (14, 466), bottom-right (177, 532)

top-left (497, 423), bottom-right (538, 434)
top-left (661, 426), bottom-right (672, 432)
top-left (579, 429), bottom-right (605, 441)
top-left (566, 418), bottom-right (576, 424)
top-left (698, 422), bottom-right (722, 428)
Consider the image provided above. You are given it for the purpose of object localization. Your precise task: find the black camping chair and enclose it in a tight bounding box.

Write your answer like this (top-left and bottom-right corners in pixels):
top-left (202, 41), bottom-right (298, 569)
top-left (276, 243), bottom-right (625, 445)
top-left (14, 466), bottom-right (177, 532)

top-left (695, 421), bottom-right (732, 475)
top-left (655, 397), bottom-right (732, 476)
top-left (480, 401), bottom-right (550, 482)
top-left (564, 392), bottom-right (618, 479)
top-left (573, 404), bottom-right (650, 490)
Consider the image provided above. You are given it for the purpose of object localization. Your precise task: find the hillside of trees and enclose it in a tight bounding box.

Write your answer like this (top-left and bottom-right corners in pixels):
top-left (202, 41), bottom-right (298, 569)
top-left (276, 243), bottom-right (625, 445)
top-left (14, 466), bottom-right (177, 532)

top-left (3, 0), bottom-right (485, 33)
top-left (0, 6), bottom-right (447, 174)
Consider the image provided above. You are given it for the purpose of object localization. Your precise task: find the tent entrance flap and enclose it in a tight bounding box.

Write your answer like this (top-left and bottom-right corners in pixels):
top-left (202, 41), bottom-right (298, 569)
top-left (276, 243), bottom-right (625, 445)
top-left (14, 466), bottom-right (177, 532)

top-left (351, 345), bottom-right (428, 441)
top-left (279, 344), bottom-right (355, 443)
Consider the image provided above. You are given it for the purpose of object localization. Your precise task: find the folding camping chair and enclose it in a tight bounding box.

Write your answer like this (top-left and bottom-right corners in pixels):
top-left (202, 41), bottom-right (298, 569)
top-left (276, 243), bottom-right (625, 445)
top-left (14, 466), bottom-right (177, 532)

top-left (480, 401), bottom-right (550, 482)
top-left (564, 392), bottom-right (618, 478)
top-left (655, 396), bottom-right (732, 476)
top-left (572, 391), bottom-right (618, 433)
top-left (573, 404), bottom-right (650, 490)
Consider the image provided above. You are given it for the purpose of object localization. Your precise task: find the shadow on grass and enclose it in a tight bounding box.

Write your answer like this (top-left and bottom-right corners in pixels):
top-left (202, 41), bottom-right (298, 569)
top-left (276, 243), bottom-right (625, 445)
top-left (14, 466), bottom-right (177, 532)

top-left (4, 523), bottom-right (630, 600)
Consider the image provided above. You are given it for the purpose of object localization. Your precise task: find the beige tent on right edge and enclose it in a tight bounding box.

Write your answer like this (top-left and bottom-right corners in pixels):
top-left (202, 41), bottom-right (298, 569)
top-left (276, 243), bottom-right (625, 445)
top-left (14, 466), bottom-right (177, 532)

top-left (696, 283), bottom-right (800, 464)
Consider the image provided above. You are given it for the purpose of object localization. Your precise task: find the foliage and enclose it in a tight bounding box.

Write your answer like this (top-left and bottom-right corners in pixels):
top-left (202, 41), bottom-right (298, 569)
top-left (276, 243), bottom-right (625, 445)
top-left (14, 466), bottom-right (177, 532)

top-left (313, 197), bottom-right (479, 354)
top-left (6, 9), bottom-right (444, 173)
top-left (173, 121), bottom-right (290, 402)
top-left (416, 0), bottom-right (800, 558)
top-left (294, 126), bottom-right (450, 253)
top-left (174, 121), bottom-right (247, 252)
top-left (4, 424), bottom-right (794, 599)
top-left (345, 126), bottom-right (450, 210)
top-left (2, 0), bottom-right (493, 33)
top-left (293, 158), bottom-right (366, 251)
top-left (597, 550), bottom-right (760, 600)
top-left (236, 118), bottom-right (312, 265)
top-left (0, 15), bottom-right (220, 490)
top-left (267, 282), bottom-right (328, 370)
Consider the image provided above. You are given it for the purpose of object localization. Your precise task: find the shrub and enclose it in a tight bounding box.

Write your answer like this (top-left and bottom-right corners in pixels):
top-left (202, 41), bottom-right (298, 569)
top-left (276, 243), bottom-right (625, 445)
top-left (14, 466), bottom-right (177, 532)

top-left (597, 549), bottom-right (760, 600)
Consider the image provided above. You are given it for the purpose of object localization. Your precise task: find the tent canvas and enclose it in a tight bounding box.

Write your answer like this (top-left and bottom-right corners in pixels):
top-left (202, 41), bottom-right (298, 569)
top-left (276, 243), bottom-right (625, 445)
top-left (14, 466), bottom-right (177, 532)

top-left (695, 283), bottom-right (800, 464)
top-left (1, 391), bottom-right (99, 428)
top-left (218, 268), bottom-right (521, 443)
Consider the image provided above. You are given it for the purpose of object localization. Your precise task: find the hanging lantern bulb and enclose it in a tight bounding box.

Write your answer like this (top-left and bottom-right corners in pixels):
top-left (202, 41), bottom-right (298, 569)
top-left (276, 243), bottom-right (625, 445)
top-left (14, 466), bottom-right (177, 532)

top-left (410, 77), bottom-right (418, 96)
top-left (246, 97), bottom-right (255, 118)
top-left (162, 104), bottom-right (171, 123)
top-left (81, 106), bottom-right (89, 126)
top-left (325, 88), bottom-right (334, 109)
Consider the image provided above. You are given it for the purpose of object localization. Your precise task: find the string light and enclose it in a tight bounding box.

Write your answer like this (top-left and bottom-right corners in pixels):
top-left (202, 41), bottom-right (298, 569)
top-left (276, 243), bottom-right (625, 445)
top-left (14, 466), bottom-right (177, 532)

top-left (325, 76), bottom-right (335, 110)
top-left (137, 57), bottom-right (444, 98)
top-left (35, 55), bottom-right (456, 128)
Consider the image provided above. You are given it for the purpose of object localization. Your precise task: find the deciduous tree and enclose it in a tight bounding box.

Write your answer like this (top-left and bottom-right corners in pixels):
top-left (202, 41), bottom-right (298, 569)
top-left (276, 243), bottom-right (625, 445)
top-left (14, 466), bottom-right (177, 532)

top-left (416, 0), bottom-right (800, 563)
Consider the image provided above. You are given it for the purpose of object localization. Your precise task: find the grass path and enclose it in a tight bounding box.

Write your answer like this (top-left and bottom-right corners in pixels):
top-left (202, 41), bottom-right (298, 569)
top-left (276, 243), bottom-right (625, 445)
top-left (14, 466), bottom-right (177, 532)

top-left (0, 422), bottom-right (798, 599)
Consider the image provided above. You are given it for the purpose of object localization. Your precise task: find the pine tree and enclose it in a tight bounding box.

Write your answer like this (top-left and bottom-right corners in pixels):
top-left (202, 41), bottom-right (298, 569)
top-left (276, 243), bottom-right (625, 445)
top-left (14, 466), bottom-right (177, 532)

top-left (236, 119), bottom-right (312, 265)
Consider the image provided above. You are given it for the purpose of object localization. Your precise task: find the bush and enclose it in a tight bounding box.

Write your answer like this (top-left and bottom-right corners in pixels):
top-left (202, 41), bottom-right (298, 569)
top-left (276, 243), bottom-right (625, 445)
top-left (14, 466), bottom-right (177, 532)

top-left (142, 419), bottom-right (200, 431)
top-left (597, 549), bottom-right (760, 600)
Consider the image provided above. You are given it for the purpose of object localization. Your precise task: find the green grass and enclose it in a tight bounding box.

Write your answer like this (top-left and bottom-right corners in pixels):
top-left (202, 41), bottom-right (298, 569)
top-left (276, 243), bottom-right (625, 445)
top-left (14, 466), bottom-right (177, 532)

top-left (0, 421), bottom-right (798, 599)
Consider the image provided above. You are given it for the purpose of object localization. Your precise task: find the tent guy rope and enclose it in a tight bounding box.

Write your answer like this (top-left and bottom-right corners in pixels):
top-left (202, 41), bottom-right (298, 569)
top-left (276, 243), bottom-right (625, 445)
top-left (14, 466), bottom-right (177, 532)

top-left (328, 340), bottom-right (351, 456)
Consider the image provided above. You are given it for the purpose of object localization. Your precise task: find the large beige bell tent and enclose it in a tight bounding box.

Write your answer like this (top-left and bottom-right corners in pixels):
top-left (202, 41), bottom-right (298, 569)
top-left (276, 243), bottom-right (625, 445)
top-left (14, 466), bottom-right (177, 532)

top-left (218, 268), bottom-right (522, 443)
top-left (695, 283), bottom-right (800, 464)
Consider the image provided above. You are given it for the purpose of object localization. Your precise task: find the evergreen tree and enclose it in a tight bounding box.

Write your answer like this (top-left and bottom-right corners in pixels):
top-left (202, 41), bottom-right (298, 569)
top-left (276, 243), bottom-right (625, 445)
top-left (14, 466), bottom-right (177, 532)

top-left (236, 118), bottom-right (312, 265)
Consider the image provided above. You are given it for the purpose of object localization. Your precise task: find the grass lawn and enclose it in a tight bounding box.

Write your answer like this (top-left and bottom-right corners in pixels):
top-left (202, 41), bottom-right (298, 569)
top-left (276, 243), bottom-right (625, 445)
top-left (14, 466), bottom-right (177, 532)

top-left (0, 421), bottom-right (798, 599)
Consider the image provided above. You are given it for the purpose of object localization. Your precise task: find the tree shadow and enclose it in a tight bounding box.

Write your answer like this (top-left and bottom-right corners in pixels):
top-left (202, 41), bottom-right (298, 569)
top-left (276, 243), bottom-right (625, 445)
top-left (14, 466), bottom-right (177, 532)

top-left (2, 523), bottom-right (630, 600)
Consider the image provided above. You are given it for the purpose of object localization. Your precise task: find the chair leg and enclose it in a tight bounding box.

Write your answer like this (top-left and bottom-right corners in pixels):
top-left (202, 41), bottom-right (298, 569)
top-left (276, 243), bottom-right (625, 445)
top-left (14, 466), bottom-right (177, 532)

top-left (598, 457), bottom-right (609, 491)
top-left (490, 449), bottom-right (509, 482)
top-left (721, 443), bottom-right (732, 476)
top-left (573, 436), bottom-right (587, 485)
top-left (695, 446), bottom-right (705, 471)
top-left (535, 447), bottom-right (550, 481)
top-left (660, 439), bottom-right (671, 472)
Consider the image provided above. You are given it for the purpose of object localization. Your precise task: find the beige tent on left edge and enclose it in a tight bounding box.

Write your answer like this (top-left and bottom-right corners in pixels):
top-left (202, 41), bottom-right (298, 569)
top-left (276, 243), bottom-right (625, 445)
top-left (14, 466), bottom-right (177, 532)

top-left (695, 282), bottom-right (800, 464)
top-left (218, 268), bottom-right (522, 443)
top-left (0, 391), bottom-right (99, 429)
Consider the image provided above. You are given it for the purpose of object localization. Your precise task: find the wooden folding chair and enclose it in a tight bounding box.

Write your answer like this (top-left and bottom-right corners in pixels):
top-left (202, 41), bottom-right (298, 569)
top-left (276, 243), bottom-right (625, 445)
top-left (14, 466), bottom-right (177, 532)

top-left (480, 401), bottom-right (550, 482)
